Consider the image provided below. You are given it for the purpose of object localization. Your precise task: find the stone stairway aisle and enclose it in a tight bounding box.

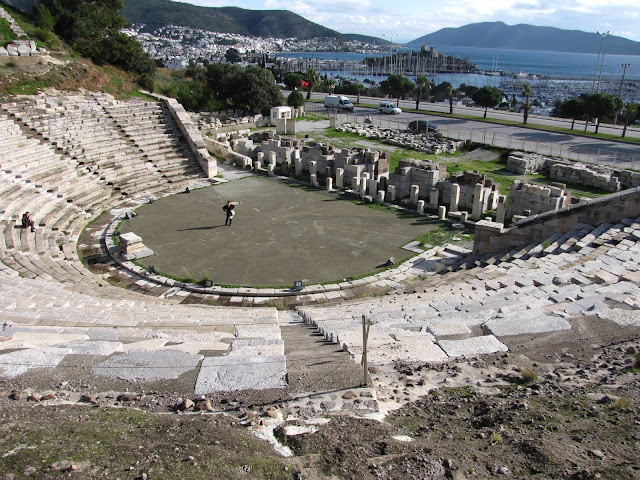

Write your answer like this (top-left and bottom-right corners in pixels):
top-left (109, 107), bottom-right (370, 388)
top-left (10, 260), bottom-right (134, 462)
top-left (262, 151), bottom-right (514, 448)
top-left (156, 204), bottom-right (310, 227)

top-left (299, 216), bottom-right (640, 370)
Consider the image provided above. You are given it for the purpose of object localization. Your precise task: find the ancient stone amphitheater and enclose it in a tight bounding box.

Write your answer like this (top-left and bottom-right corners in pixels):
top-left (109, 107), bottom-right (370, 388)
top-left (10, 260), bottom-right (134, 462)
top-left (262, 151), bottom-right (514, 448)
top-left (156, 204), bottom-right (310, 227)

top-left (2, 91), bottom-right (640, 419)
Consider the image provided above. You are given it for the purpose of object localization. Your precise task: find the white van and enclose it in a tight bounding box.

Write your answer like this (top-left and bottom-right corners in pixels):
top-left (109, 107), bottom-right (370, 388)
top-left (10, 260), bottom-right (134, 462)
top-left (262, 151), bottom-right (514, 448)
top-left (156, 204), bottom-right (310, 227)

top-left (323, 95), bottom-right (354, 111)
top-left (378, 101), bottom-right (401, 114)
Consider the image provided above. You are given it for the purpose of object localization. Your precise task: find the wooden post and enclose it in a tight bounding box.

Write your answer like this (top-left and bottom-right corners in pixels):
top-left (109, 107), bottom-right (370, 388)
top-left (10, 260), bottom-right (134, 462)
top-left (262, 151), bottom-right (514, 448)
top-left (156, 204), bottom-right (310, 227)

top-left (361, 314), bottom-right (371, 387)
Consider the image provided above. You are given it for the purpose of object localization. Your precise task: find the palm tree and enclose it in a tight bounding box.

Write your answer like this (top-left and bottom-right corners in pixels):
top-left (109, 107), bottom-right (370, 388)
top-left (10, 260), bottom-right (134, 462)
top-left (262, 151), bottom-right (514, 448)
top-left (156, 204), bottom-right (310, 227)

top-left (326, 78), bottom-right (336, 95)
top-left (305, 67), bottom-right (320, 100)
top-left (622, 102), bottom-right (637, 138)
top-left (414, 74), bottom-right (430, 110)
top-left (522, 82), bottom-right (531, 124)
top-left (447, 85), bottom-right (454, 114)
top-left (355, 83), bottom-right (365, 104)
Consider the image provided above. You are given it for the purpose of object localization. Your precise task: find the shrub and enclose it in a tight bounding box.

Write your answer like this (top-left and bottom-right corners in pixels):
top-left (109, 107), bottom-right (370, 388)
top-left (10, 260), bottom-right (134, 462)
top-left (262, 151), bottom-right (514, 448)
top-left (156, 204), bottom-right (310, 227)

top-left (521, 369), bottom-right (539, 383)
top-left (287, 89), bottom-right (305, 108)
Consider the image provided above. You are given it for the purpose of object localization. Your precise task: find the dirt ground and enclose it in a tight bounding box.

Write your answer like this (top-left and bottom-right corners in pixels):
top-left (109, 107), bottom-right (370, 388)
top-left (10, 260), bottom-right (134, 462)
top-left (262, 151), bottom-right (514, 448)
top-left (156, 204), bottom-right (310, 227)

top-left (2, 315), bottom-right (639, 480)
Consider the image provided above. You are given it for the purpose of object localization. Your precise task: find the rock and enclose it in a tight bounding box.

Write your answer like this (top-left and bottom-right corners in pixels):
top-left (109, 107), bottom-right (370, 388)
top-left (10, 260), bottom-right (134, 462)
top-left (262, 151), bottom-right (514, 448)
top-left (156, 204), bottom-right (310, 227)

top-left (24, 467), bottom-right (37, 475)
top-left (342, 391), bottom-right (357, 400)
top-left (118, 393), bottom-right (137, 402)
top-left (41, 393), bottom-right (56, 401)
top-left (27, 393), bottom-right (42, 402)
top-left (80, 394), bottom-right (96, 404)
top-left (178, 399), bottom-right (194, 411)
top-left (11, 390), bottom-right (30, 401)
top-left (194, 398), bottom-right (213, 411)
top-left (589, 449), bottom-right (605, 459)
top-left (266, 408), bottom-right (280, 418)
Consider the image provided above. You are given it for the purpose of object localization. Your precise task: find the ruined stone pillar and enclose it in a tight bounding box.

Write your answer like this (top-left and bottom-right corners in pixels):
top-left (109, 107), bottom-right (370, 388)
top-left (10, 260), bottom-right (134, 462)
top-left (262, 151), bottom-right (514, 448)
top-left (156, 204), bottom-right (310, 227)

top-left (410, 185), bottom-right (419, 205)
top-left (430, 188), bottom-right (439, 209)
top-left (254, 160), bottom-right (262, 171)
top-left (496, 195), bottom-right (507, 225)
top-left (417, 200), bottom-right (425, 215)
top-left (336, 168), bottom-right (344, 188)
top-left (472, 183), bottom-right (484, 221)
top-left (294, 154), bottom-right (302, 176)
top-left (268, 162), bottom-right (276, 176)
top-left (325, 166), bottom-right (332, 179)
top-left (438, 205), bottom-right (447, 220)
top-left (449, 183), bottom-right (460, 213)
top-left (352, 176), bottom-right (360, 190)
top-left (368, 179), bottom-right (378, 196)
top-left (326, 177), bottom-right (333, 191)
top-left (359, 177), bottom-right (367, 198)
top-left (329, 115), bottom-right (337, 128)
top-left (257, 151), bottom-right (264, 164)
top-left (378, 190), bottom-right (385, 203)
top-left (460, 211), bottom-right (468, 223)
top-left (268, 151), bottom-right (277, 166)
top-left (310, 173), bottom-right (318, 187)
top-left (310, 161), bottom-right (317, 176)
top-left (387, 185), bottom-right (396, 202)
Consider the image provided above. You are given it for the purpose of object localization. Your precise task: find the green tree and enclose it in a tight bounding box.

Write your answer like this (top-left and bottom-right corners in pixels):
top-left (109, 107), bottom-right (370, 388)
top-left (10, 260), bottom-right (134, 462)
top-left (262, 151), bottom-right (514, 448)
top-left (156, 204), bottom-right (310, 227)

top-left (622, 103), bottom-right (637, 138)
top-left (283, 72), bottom-right (303, 90)
top-left (34, 4), bottom-right (55, 31)
top-left (522, 82), bottom-right (531, 124)
top-left (559, 98), bottom-right (586, 130)
top-left (584, 93), bottom-right (623, 134)
top-left (225, 48), bottom-right (241, 63)
top-left (40, 0), bottom-right (155, 76)
top-left (305, 67), bottom-right (320, 100)
top-left (414, 74), bottom-right (430, 110)
top-left (472, 86), bottom-right (503, 118)
top-left (287, 90), bottom-right (305, 108)
top-left (232, 66), bottom-right (284, 116)
top-left (381, 74), bottom-right (414, 106)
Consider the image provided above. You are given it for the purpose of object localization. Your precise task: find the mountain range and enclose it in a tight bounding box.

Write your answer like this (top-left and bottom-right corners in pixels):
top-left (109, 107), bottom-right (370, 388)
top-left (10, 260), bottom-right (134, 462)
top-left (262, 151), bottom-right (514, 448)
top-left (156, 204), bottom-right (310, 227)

top-left (407, 22), bottom-right (640, 55)
top-left (121, 0), bottom-right (640, 55)
top-left (122, 0), bottom-right (340, 39)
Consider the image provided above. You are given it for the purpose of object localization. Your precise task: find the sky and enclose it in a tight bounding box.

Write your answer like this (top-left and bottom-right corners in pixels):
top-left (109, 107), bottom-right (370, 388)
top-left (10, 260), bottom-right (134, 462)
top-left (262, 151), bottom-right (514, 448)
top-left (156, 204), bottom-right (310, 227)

top-left (182, 0), bottom-right (640, 43)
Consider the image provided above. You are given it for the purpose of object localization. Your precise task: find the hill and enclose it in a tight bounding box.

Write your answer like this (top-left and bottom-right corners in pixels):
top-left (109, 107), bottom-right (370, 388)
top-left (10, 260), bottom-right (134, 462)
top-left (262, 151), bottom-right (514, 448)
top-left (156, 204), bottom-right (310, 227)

top-left (122, 0), bottom-right (342, 39)
top-left (407, 21), bottom-right (640, 55)
top-left (343, 33), bottom-right (392, 46)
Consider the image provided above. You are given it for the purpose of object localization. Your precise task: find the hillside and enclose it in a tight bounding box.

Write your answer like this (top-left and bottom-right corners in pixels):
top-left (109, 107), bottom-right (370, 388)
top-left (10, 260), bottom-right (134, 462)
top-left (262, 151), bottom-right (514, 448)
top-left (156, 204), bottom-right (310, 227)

top-left (122, 0), bottom-right (342, 39)
top-left (344, 33), bottom-right (392, 46)
top-left (407, 21), bottom-right (640, 55)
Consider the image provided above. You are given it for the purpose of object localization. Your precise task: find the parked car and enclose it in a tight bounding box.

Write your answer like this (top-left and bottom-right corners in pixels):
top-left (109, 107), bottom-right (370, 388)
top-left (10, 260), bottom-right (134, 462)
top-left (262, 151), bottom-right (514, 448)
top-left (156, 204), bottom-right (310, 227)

top-left (323, 95), bottom-right (354, 112)
top-left (378, 101), bottom-right (402, 114)
top-left (407, 119), bottom-right (438, 133)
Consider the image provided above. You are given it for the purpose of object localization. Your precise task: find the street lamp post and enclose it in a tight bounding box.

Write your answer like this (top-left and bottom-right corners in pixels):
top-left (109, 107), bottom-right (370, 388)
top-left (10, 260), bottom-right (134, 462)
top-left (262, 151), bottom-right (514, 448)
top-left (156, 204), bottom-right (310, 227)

top-left (591, 31), bottom-right (610, 93)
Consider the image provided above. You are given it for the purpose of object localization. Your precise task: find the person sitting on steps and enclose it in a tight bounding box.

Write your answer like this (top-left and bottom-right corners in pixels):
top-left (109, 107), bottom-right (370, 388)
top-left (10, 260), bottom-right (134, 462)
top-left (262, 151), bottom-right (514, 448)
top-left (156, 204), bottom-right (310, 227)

top-left (22, 211), bottom-right (35, 232)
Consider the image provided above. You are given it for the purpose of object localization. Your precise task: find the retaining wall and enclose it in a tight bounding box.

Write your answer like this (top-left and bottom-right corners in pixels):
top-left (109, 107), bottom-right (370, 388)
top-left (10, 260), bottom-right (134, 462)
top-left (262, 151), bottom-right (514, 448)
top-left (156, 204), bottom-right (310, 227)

top-left (474, 187), bottom-right (640, 255)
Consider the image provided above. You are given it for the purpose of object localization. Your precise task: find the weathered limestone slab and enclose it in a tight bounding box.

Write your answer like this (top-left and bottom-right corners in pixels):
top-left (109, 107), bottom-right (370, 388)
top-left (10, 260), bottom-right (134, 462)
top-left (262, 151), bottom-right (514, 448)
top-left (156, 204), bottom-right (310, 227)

top-left (93, 350), bottom-right (203, 381)
top-left (55, 341), bottom-right (124, 356)
top-left (235, 324), bottom-right (281, 339)
top-left (194, 355), bottom-right (287, 393)
top-left (483, 315), bottom-right (571, 337)
top-left (13, 332), bottom-right (89, 347)
top-left (437, 335), bottom-right (508, 357)
top-left (0, 347), bottom-right (69, 378)
top-left (228, 338), bottom-right (284, 357)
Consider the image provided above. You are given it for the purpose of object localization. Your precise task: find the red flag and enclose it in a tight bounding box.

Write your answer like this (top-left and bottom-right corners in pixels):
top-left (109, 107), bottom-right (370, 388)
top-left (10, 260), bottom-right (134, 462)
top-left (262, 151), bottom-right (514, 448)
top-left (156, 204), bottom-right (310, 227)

top-left (300, 79), bottom-right (309, 88)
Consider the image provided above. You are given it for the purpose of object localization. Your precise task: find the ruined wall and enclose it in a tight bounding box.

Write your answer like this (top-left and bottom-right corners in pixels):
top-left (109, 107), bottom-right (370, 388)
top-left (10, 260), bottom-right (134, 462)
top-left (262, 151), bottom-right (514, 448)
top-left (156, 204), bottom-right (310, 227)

top-left (505, 180), bottom-right (570, 221)
top-left (473, 187), bottom-right (640, 255)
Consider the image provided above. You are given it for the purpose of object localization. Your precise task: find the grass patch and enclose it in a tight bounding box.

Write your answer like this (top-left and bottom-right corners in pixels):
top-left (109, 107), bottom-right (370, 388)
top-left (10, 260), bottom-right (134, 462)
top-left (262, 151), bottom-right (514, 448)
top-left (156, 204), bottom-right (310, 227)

top-left (611, 397), bottom-right (629, 410)
top-left (415, 222), bottom-right (474, 248)
top-left (490, 431), bottom-right (503, 444)
top-left (0, 406), bottom-right (292, 479)
top-left (520, 369), bottom-right (539, 384)
top-left (0, 18), bottom-right (18, 47)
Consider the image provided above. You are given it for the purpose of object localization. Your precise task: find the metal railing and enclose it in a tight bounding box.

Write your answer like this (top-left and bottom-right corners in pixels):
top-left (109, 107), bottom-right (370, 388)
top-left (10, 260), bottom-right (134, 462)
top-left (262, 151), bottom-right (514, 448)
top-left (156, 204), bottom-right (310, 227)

top-left (303, 102), bottom-right (640, 170)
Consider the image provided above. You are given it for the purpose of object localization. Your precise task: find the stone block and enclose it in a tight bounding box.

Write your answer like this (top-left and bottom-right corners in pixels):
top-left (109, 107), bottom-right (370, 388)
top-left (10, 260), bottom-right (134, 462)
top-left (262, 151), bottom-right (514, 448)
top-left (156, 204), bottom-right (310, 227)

top-left (195, 355), bottom-right (287, 393)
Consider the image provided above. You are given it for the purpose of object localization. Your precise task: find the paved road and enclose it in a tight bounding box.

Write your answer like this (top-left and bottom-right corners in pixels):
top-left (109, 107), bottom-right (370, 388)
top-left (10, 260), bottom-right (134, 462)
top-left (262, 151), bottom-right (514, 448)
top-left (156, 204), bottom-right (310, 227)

top-left (297, 92), bottom-right (640, 169)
